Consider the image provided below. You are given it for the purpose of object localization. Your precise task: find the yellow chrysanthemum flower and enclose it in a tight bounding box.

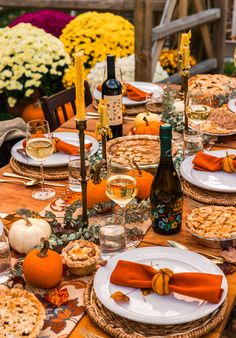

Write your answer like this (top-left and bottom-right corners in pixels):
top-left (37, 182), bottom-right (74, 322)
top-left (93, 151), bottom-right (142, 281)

top-left (60, 12), bottom-right (134, 87)
top-left (160, 49), bottom-right (196, 75)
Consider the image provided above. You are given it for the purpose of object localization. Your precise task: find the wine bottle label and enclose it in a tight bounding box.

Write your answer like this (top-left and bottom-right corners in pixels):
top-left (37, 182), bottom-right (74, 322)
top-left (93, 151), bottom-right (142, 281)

top-left (151, 198), bottom-right (183, 232)
top-left (104, 95), bottom-right (123, 126)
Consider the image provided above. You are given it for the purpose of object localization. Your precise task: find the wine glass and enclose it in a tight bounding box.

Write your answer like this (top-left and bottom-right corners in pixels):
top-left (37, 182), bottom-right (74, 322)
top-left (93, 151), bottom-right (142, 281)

top-left (25, 120), bottom-right (55, 200)
top-left (105, 159), bottom-right (138, 247)
top-left (186, 87), bottom-right (211, 132)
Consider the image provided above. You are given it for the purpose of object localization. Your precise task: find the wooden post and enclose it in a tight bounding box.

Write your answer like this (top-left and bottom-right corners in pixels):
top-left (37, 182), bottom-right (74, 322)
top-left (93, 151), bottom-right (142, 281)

top-left (193, 0), bottom-right (215, 58)
top-left (178, 0), bottom-right (188, 18)
top-left (134, 0), bottom-right (153, 82)
top-left (152, 0), bottom-right (177, 75)
top-left (232, 0), bottom-right (236, 38)
top-left (213, 0), bottom-right (227, 73)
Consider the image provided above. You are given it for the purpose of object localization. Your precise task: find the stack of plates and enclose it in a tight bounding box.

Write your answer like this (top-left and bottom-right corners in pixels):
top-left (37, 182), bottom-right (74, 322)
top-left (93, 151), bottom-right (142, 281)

top-left (94, 247), bottom-right (227, 326)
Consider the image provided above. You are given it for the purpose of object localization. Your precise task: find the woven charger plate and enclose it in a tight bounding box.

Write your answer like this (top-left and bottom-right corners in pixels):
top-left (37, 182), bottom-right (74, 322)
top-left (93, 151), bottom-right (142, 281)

top-left (183, 179), bottom-right (236, 207)
top-left (84, 279), bottom-right (227, 338)
top-left (10, 157), bottom-right (68, 180)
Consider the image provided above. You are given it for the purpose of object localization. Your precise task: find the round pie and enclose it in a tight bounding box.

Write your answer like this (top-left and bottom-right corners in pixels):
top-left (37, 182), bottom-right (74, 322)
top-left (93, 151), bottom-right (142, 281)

top-left (107, 135), bottom-right (176, 168)
top-left (187, 206), bottom-right (236, 239)
top-left (61, 240), bottom-right (100, 276)
top-left (0, 288), bottom-right (45, 337)
top-left (189, 74), bottom-right (236, 96)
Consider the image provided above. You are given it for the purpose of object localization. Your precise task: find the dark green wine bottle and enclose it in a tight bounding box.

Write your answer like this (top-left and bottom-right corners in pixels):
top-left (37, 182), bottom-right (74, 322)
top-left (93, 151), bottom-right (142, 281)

top-left (150, 124), bottom-right (183, 235)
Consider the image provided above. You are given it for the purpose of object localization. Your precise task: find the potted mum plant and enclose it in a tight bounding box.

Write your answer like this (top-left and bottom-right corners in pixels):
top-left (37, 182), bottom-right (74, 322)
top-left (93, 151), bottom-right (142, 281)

top-left (0, 23), bottom-right (70, 121)
top-left (60, 12), bottom-right (134, 87)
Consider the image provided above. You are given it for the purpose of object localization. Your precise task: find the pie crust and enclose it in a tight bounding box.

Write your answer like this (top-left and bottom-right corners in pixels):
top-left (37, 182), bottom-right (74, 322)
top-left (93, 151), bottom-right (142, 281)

top-left (0, 288), bottom-right (45, 337)
top-left (187, 206), bottom-right (236, 239)
top-left (188, 74), bottom-right (236, 96)
top-left (61, 240), bottom-right (100, 276)
top-left (107, 135), bottom-right (177, 168)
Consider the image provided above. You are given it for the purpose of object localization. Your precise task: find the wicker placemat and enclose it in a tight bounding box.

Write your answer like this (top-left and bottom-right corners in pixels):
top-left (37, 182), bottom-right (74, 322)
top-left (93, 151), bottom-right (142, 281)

top-left (10, 158), bottom-right (68, 180)
top-left (84, 278), bottom-right (227, 338)
top-left (183, 179), bottom-right (236, 207)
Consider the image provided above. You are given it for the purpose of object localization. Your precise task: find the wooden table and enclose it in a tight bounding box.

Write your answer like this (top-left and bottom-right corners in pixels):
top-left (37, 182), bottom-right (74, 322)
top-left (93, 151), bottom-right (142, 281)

top-left (0, 105), bottom-right (234, 338)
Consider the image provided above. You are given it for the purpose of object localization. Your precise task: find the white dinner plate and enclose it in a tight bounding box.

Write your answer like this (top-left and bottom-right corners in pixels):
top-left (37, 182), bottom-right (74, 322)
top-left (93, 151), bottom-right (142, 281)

top-left (94, 247), bottom-right (227, 325)
top-left (93, 81), bottom-right (163, 106)
top-left (11, 132), bottom-right (99, 168)
top-left (228, 98), bottom-right (236, 113)
top-left (180, 149), bottom-right (236, 192)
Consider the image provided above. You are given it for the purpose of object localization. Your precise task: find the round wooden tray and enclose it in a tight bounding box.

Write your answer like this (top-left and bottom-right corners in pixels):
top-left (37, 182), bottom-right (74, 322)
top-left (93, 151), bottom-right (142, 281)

top-left (84, 278), bottom-right (227, 338)
top-left (10, 157), bottom-right (68, 180)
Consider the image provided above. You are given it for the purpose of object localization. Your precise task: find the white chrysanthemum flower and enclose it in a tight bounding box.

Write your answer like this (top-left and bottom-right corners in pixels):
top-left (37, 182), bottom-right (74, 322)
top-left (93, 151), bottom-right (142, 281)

top-left (0, 23), bottom-right (70, 107)
top-left (8, 97), bottom-right (17, 107)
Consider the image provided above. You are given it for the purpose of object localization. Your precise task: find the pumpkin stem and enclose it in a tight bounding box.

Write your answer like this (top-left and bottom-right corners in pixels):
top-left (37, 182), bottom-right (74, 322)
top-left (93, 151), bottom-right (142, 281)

top-left (38, 238), bottom-right (49, 258)
top-left (93, 159), bottom-right (107, 185)
top-left (23, 216), bottom-right (32, 226)
top-left (132, 160), bottom-right (142, 177)
top-left (143, 116), bottom-right (149, 127)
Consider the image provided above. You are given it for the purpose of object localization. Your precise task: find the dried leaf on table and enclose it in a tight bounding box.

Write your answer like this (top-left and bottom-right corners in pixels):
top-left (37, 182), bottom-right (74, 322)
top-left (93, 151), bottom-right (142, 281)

top-left (217, 262), bottom-right (236, 275)
top-left (44, 288), bottom-right (69, 307)
top-left (110, 291), bottom-right (130, 302)
top-left (221, 247), bottom-right (236, 263)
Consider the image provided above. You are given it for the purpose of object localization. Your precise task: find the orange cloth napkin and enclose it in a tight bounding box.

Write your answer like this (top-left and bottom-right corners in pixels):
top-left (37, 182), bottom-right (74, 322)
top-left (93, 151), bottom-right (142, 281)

top-left (97, 83), bottom-right (151, 101)
top-left (193, 151), bottom-right (236, 171)
top-left (110, 260), bottom-right (223, 303)
top-left (53, 138), bottom-right (92, 155)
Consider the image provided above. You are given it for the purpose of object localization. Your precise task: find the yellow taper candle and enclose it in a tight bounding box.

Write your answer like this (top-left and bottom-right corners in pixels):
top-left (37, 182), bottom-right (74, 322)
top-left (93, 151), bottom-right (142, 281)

top-left (75, 50), bottom-right (86, 121)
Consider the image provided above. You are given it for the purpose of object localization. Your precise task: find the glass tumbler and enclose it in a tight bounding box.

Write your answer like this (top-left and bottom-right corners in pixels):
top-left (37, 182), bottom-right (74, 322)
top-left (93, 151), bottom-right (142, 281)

top-left (183, 129), bottom-right (203, 158)
top-left (99, 214), bottom-right (126, 260)
top-left (68, 154), bottom-right (90, 192)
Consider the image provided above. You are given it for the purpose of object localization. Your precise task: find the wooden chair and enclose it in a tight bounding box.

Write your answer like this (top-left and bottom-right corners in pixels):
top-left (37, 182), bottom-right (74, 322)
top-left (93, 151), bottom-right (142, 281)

top-left (40, 81), bottom-right (92, 131)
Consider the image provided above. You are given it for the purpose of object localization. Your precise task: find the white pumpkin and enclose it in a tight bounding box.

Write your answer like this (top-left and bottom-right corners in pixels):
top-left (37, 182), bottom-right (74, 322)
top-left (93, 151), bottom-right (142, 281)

top-left (134, 112), bottom-right (160, 127)
top-left (9, 218), bottom-right (52, 254)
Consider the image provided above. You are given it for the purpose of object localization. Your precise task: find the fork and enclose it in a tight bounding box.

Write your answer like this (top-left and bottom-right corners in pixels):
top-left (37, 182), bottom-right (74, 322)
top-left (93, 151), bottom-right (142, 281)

top-left (79, 327), bottom-right (103, 338)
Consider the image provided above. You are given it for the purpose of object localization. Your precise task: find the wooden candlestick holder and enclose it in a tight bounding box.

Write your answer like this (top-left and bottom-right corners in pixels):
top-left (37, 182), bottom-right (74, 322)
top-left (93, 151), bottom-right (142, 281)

top-left (76, 119), bottom-right (88, 228)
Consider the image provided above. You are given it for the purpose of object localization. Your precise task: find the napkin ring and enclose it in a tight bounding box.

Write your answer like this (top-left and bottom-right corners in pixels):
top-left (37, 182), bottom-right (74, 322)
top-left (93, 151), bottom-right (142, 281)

top-left (152, 268), bottom-right (174, 295)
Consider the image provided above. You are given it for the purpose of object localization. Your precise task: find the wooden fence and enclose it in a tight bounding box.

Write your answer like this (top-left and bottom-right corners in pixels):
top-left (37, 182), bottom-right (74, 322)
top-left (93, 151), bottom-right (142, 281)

top-left (135, 0), bottom-right (228, 83)
top-left (0, 0), bottom-right (228, 83)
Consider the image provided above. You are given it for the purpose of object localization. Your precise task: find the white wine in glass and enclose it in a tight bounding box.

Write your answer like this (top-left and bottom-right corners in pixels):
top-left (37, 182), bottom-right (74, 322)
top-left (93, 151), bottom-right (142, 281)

top-left (186, 104), bottom-right (211, 125)
top-left (105, 160), bottom-right (138, 247)
top-left (106, 174), bottom-right (137, 208)
top-left (25, 120), bottom-right (55, 200)
top-left (186, 88), bottom-right (211, 131)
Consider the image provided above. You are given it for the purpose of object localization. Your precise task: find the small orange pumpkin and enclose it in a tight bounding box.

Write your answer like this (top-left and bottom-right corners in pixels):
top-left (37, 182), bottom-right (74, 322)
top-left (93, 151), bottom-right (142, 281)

top-left (87, 160), bottom-right (110, 209)
top-left (23, 238), bottom-right (63, 289)
top-left (21, 101), bottom-right (74, 123)
top-left (132, 162), bottom-right (154, 200)
top-left (134, 117), bottom-right (162, 136)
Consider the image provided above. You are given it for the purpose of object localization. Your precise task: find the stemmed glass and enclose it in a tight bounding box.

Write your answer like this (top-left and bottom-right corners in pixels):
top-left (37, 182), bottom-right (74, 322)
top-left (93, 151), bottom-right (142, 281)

top-left (105, 159), bottom-right (138, 247)
top-left (186, 87), bottom-right (211, 133)
top-left (25, 120), bottom-right (55, 200)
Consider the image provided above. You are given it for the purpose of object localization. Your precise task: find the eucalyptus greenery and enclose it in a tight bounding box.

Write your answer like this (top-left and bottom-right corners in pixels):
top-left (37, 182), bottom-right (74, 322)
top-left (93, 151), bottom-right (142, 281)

top-left (12, 198), bottom-right (150, 252)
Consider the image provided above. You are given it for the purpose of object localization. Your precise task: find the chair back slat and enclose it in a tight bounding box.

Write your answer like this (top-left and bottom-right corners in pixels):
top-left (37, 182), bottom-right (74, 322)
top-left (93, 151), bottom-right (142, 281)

top-left (61, 104), bottom-right (68, 121)
top-left (41, 81), bottom-right (92, 131)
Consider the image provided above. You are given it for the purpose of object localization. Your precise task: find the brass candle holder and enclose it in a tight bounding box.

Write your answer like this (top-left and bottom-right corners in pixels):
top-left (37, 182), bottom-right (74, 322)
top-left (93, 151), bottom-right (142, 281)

top-left (76, 119), bottom-right (88, 228)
